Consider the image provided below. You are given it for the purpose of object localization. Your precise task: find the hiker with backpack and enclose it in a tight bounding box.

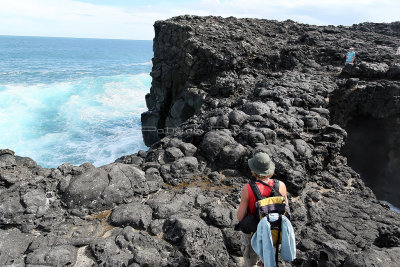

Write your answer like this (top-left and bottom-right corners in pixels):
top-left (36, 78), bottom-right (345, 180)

top-left (236, 152), bottom-right (295, 267)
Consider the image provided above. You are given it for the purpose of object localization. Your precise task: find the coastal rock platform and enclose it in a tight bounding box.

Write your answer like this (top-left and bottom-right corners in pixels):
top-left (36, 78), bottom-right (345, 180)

top-left (1, 16), bottom-right (400, 266)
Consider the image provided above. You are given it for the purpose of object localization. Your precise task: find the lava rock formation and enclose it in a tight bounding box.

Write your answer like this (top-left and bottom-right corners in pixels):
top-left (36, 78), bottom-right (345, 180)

top-left (1, 16), bottom-right (400, 266)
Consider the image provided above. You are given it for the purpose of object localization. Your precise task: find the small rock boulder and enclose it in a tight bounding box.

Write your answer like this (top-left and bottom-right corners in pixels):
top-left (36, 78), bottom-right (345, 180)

top-left (110, 202), bottom-right (153, 230)
top-left (201, 130), bottom-right (235, 160)
top-left (163, 217), bottom-right (230, 266)
top-left (201, 203), bottom-right (235, 228)
top-left (242, 102), bottom-right (270, 115)
top-left (21, 189), bottom-right (49, 217)
top-left (26, 245), bottom-right (78, 267)
top-left (219, 143), bottom-right (246, 168)
top-left (62, 168), bottom-right (109, 211)
top-left (229, 110), bottom-right (248, 126)
top-left (165, 147), bottom-right (185, 162)
top-left (0, 149), bottom-right (16, 168)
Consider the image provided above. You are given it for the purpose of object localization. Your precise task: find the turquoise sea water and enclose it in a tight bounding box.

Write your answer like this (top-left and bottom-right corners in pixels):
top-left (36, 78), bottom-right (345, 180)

top-left (0, 36), bottom-right (152, 168)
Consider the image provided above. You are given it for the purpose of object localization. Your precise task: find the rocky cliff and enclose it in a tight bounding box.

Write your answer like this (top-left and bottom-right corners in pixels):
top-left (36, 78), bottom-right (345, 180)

top-left (1, 16), bottom-right (400, 267)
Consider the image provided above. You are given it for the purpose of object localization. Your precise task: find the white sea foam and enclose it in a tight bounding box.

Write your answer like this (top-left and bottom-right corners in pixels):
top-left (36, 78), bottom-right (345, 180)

top-left (0, 73), bottom-right (151, 168)
top-left (125, 61), bottom-right (152, 67)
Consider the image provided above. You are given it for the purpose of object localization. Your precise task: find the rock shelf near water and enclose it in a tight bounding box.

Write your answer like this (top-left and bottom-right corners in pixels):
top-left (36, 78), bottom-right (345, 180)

top-left (1, 16), bottom-right (400, 266)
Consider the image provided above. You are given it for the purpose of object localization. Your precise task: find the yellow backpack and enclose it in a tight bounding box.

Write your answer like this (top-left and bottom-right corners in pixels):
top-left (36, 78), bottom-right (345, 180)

top-left (249, 179), bottom-right (289, 264)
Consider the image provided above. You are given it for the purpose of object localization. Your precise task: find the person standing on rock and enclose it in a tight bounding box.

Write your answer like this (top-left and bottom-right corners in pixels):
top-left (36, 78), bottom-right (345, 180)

top-left (237, 152), bottom-right (289, 267)
top-left (345, 47), bottom-right (356, 64)
top-left (394, 46), bottom-right (400, 64)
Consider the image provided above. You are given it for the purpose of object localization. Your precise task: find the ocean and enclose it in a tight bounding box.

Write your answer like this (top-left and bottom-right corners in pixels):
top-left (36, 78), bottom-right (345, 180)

top-left (0, 36), bottom-right (152, 168)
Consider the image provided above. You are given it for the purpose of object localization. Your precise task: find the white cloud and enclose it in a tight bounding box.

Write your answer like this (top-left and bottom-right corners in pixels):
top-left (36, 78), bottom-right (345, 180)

top-left (0, 0), bottom-right (398, 40)
top-left (0, 0), bottom-right (163, 39)
top-left (190, 0), bottom-right (400, 25)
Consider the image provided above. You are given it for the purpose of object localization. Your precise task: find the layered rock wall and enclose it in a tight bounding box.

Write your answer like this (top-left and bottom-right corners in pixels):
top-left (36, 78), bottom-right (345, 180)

top-left (143, 16), bottom-right (400, 146)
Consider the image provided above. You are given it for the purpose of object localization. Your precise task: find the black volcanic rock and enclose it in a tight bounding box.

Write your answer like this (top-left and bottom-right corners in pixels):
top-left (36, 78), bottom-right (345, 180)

top-left (26, 245), bottom-right (78, 266)
top-left (0, 228), bottom-right (33, 266)
top-left (110, 202), bottom-right (153, 230)
top-left (2, 16), bottom-right (400, 266)
top-left (62, 168), bottom-right (110, 211)
top-left (163, 217), bottom-right (230, 266)
top-left (200, 130), bottom-right (236, 160)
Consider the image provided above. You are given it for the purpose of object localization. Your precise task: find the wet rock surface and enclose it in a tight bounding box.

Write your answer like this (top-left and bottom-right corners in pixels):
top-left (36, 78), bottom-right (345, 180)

top-left (2, 16), bottom-right (400, 266)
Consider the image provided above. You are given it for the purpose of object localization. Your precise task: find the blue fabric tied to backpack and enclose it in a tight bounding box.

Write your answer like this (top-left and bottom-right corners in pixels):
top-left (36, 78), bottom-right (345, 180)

top-left (251, 214), bottom-right (296, 267)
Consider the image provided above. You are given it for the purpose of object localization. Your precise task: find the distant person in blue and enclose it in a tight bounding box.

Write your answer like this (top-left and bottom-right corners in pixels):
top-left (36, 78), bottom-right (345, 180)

top-left (345, 47), bottom-right (356, 64)
top-left (394, 46), bottom-right (400, 64)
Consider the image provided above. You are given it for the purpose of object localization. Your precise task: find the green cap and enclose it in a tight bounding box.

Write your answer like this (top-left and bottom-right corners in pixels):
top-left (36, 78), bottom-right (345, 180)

top-left (248, 152), bottom-right (275, 176)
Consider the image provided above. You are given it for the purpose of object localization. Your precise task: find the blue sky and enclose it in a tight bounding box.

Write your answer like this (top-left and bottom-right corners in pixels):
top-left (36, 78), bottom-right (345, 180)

top-left (0, 0), bottom-right (399, 40)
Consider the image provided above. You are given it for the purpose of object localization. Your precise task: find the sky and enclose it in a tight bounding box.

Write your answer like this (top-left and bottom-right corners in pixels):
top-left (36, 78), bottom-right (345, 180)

top-left (0, 0), bottom-right (399, 40)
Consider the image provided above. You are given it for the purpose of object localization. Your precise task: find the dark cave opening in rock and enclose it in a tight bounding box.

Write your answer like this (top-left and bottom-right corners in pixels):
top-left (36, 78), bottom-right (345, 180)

top-left (340, 115), bottom-right (400, 208)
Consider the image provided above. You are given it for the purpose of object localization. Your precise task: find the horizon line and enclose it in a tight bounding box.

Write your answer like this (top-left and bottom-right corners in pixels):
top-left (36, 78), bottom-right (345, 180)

top-left (0, 34), bottom-right (153, 41)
